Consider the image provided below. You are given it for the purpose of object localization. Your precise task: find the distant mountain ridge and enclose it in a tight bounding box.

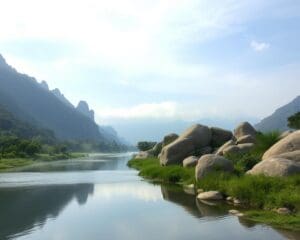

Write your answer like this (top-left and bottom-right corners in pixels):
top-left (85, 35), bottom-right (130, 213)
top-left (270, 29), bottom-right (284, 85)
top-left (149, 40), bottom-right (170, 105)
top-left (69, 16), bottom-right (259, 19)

top-left (255, 96), bottom-right (300, 132)
top-left (0, 54), bottom-right (102, 141)
top-left (0, 54), bottom-right (129, 146)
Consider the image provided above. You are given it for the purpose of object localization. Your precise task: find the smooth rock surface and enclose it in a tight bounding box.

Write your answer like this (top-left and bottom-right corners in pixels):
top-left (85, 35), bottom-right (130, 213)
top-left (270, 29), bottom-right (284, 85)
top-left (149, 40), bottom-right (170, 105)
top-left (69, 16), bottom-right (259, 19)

top-left (263, 131), bottom-right (300, 160)
top-left (195, 154), bottom-right (234, 180)
top-left (247, 157), bottom-right (300, 177)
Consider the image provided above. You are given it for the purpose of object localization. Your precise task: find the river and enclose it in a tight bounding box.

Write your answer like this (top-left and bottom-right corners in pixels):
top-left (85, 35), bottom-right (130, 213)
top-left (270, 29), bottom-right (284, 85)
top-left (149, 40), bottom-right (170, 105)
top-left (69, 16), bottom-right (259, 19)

top-left (0, 153), bottom-right (298, 240)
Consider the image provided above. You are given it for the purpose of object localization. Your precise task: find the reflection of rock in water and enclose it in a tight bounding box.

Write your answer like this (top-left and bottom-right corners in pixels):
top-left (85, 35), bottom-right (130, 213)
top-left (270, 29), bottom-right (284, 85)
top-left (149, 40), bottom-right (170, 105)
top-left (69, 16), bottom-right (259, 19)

top-left (161, 185), bottom-right (202, 218)
top-left (0, 184), bottom-right (94, 240)
top-left (195, 199), bottom-right (228, 218)
top-left (161, 184), bottom-right (230, 219)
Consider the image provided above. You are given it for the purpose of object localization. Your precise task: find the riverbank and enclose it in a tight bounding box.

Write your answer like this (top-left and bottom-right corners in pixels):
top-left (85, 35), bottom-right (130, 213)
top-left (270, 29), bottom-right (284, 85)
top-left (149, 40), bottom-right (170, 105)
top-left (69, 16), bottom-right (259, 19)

top-left (0, 152), bottom-right (87, 171)
top-left (128, 157), bottom-right (300, 231)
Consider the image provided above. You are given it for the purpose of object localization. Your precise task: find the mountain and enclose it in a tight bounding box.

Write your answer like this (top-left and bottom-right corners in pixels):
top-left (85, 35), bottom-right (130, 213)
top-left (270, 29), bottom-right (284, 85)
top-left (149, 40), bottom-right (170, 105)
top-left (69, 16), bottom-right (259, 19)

top-left (76, 101), bottom-right (94, 121)
top-left (51, 88), bottom-right (74, 109)
top-left (255, 96), bottom-right (300, 132)
top-left (0, 54), bottom-right (102, 141)
top-left (0, 104), bottom-right (56, 143)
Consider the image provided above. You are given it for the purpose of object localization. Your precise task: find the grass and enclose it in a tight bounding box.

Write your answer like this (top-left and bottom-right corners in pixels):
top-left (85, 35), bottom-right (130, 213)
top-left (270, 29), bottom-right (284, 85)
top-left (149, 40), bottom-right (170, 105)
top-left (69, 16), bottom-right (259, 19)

top-left (245, 211), bottom-right (300, 231)
top-left (128, 157), bottom-right (194, 184)
top-left (0, 158), bottom-right (34, 170)
top-left (128, 157), bottom-right (300, 230)
top-left (0, 152), bottom-right (87, 171)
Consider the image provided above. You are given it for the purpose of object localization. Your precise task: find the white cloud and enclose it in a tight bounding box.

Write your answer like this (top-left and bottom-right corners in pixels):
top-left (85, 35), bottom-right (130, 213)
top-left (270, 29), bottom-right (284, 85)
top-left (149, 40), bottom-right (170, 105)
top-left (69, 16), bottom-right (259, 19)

top-left (250, 40), bottom-right (270, 52)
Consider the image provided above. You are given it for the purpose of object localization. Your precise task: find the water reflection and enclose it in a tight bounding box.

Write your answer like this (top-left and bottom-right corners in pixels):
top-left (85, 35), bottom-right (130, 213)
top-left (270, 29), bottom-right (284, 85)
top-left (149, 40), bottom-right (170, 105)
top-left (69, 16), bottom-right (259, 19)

top-left (0, 184), bottom-right (94, 240)
top-left (0, 153), bottom-right (298, 240)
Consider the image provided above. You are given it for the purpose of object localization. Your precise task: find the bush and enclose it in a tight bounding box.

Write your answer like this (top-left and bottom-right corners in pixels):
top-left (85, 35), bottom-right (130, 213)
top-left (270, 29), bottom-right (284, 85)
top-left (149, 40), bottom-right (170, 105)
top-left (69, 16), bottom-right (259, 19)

top-left (137, 141), bottom-right (157, 151)
top-left (288, 112), bottom-right (300, 129)
top-left (225, 131), bottom-right (281, 174)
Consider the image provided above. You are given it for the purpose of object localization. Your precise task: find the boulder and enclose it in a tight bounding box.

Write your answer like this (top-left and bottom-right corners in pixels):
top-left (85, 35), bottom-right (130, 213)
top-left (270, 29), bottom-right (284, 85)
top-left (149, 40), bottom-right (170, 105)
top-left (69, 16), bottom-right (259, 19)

top-left (236, 135), bottom-right (256, 144)
top-left (277, 150), bottom-right (300, 162)
top-left (210, 127), bottom-right (233, 147)
top-left (197, 146), bottom-right (213, 156)
top-left (195, 154), bottom-right (234, 180)
top-left (216, 139), bottom-right (235, 156)
top-left (160, 124), bottom-right (211, 165)
top-left (160, 138), bottom-right (195, 165)
top-left (247, 157), bottom-right (300, 177)
top-left (279, 130), bottom-right (294, 139)
top-left (234, 122), bottom-right (257, 139)
top-left (197, 191), bottom-right (223, 200)
top-left (183, 156), bottom-right (199, 167)
top-left (263, 131), bottom-right (300, 160)
top-left (134, 151), bottom-right (152, 159)
top-left (162, 133), bottom-right (179, 147)
top-left (223, 143), bottom-right (254, 155)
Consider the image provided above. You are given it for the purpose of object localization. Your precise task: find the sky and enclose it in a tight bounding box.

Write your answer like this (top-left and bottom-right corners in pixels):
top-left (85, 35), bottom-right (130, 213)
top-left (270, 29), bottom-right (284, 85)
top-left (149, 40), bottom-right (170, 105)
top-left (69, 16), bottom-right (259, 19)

top-left (0, 0), bottom-right (300, 136)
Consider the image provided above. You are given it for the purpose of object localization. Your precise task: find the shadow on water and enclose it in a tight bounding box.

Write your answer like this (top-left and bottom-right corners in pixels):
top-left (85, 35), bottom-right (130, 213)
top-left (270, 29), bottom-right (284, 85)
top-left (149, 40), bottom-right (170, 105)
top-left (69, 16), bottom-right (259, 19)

top-left (0, 184), bottom-right (94, 240)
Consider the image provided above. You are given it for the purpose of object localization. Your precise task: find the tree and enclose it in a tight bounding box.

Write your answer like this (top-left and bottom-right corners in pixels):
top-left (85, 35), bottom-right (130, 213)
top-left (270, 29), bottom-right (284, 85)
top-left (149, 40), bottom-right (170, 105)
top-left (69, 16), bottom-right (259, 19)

top-left (288, 112), bottom-right (300, 129)
top-left (137, 141), bottom-right (156, 151)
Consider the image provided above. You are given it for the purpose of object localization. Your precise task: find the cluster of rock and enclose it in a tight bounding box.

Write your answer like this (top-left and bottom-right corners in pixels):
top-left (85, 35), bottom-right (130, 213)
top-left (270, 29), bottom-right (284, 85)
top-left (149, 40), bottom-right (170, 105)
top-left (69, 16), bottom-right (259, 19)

top-left (135, 121), bottom-right (300, 178)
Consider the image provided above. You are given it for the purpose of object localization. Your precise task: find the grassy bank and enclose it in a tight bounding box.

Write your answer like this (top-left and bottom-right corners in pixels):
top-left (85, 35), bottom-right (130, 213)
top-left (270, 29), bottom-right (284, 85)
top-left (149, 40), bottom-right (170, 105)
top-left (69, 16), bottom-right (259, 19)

top-left (128, 157), bottom-right (300, 231)
top-left (0, 152), bottom-right (87, 171)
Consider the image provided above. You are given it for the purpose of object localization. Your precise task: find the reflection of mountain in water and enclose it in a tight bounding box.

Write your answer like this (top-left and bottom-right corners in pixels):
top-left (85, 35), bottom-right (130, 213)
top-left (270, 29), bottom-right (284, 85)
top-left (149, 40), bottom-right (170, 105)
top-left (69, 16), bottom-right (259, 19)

top-left (0, 184), bottom-right (94, 240)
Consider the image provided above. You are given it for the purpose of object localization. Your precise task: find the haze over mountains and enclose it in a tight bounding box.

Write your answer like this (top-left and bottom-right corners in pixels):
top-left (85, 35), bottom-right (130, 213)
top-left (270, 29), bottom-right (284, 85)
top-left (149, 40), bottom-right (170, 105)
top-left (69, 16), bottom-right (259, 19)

top-left (0, 54), bottom-right (126, 146)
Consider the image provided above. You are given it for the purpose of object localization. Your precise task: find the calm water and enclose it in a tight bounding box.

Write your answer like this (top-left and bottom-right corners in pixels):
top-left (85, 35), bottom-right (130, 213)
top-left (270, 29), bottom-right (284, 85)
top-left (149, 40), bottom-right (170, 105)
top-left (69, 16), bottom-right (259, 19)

top-left (0, 153), bottom-right (299, 240)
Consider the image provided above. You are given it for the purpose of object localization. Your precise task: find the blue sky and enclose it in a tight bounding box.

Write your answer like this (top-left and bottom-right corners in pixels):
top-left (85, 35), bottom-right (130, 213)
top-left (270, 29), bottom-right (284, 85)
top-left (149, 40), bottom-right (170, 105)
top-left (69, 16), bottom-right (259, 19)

top-left (1, 0), bottom-right (300, 128)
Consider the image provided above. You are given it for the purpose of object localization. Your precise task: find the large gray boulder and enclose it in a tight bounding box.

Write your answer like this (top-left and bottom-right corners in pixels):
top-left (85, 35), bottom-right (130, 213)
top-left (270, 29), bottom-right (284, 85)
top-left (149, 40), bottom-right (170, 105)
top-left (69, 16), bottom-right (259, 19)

top-left (183, 156), bottom-right (199, 167)
top-left (216, 139), bottom-right (235, 156)
top-left (195, 154), bottom-right (234, 180)
top-left (234, 122), bottom-right (257, 139)
top-left (210, 127), bottom-right (233, 147)
top-left (263, 131), bottom-right (300, 160)
top-left (223, 143), bottom-right (254, 156)
top-left (247, 158), bottom-right (300, 177)
top-left (162, 133), bottom-right (179, 147)
top-left (160, 124), bottom-right (211, 165)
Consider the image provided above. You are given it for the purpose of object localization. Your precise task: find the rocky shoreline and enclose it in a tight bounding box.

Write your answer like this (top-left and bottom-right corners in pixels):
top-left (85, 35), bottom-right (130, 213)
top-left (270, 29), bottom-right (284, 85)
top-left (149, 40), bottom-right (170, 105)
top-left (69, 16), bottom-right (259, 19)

top-left (132, 121), bottom-right (300, 230)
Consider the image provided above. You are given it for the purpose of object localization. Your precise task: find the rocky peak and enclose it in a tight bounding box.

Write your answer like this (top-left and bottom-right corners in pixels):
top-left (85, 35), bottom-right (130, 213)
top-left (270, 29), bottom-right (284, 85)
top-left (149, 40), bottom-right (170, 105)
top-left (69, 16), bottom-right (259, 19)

top-left (76, 100), bottom-right (95, 121)
top-left (52, 88), bottom-right (74, 108)
top-left (40, 80), bottom-right (49, 91)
